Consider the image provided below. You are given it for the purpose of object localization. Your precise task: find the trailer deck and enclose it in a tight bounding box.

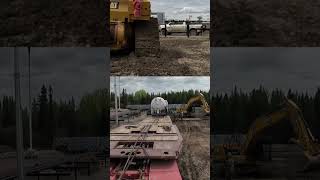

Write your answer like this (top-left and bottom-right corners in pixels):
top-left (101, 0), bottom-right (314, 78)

top-left (110, 115), bottom-right (183, 180)
top-left (110, 116), bottom-right (183, 159)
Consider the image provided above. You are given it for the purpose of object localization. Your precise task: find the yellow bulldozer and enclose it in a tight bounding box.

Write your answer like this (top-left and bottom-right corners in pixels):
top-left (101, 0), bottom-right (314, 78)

top-left (110, 0), bottom-right (160, 57)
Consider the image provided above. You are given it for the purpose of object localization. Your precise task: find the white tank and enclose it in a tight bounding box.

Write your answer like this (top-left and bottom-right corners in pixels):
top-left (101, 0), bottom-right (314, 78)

top-left (151, 97), bottom-right (168, 115)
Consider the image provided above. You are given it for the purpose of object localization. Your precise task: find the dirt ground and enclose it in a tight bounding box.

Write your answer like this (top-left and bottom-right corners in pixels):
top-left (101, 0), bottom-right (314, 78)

top-left (211, 0), bottom-right (320, 46)
top-left (0, 0), bottom-right (110, 46)
top-left (175, 120), bottom-right (210, 180)
top-left (0, 150), bottom-right (107, 179)
top-left (213, 144), bottom-right (320, 180)
top-left (111, 36), bottom-right (210, 76)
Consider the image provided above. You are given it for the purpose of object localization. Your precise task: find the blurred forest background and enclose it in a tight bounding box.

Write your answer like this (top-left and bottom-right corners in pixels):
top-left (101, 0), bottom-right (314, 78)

top-left (110, 89), bottom-right (210, 107)
top-left (0, 86), bottom-right (108, 148)
top-left (212, 86), bottom-right (320, 143)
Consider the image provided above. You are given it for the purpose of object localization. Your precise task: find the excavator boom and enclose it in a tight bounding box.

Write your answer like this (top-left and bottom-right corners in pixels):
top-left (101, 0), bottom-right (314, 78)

top-left (286, 99), bottom-right (320, 156)
top-left (241, 98), bottom-right (320, 159)
top-left (213, 98), bottom-right (320, 175)
top-left (241, 107), bottom-right (288, 156)
top-left (177, 93), bottom-right (210, 114)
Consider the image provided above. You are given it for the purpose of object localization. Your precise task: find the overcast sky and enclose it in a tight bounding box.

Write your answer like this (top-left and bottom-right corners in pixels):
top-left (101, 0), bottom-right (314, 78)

top-left (211, 48), bottom-right (320, 95)
top-left (152, 0), bottom-right (210, 21)
top-left (0, 48), bottom-right (109, 105)
top-left (110, 76), bottom-right (210, 94)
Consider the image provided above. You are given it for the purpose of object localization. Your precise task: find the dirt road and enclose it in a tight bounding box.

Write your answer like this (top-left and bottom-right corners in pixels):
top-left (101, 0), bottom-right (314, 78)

top-left (175, 120), bottom-right (210, 180)
top-left (111, 36), bottom-right (210, 76)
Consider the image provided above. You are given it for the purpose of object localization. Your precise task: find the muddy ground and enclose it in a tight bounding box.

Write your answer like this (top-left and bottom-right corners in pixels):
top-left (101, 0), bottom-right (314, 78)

top-left (0, 150), bottom-right (107, 179)
top-left (211, 0), bottom-right (320, 46)
top-left (175, 120), bottom-right (210, 180)
top-left (111, 36), bottom-right (210, 76)
top-left (0, 0), bottom-right (110, 46)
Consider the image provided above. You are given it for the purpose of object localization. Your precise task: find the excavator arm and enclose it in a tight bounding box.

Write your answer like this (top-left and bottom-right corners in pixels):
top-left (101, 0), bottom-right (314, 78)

top-left (177, 93), bottom-right (210, 114)
top-left (241, 107), bottom-right (288, 156)
top-left (285, 99), bottom-right (320, 157)
top-left (241, 98), bottom-right (320, 159)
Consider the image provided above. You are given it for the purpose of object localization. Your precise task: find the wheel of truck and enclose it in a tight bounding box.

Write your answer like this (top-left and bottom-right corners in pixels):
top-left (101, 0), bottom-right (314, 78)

top-left (161, 29), bottom-right (166, 36)
top-left (189, 29), bottom-right (197, 36)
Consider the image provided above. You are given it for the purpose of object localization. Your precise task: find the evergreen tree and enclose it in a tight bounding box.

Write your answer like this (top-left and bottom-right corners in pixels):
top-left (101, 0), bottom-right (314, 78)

top-left (48, 86), bottom-right (54, 142)
top-left (38, 85), bottom-right (48, 129)
top-left (212, 86), bottom-right (320, 140)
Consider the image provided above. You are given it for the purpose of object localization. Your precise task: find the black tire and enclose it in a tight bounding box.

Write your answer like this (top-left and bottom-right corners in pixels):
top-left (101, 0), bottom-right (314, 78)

top-left (161, 29), bottom-right (166, 36)
top-left (190, 29), bottom-right (197, 36)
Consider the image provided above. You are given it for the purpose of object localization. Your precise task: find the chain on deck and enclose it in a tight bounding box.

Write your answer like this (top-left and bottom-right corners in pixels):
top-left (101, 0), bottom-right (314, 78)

top-left (116, 118), bottom-right (160, 180)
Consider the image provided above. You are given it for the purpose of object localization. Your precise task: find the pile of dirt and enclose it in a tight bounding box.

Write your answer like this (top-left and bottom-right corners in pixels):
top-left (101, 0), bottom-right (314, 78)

top-left (176, 120), bottom-right (210, 180)
top-left (111, 36), bottom-right (210, 76)
top-left (0, 0), bottom-right (110, 46)
top-left (211, 0), bottom-right (320, 46)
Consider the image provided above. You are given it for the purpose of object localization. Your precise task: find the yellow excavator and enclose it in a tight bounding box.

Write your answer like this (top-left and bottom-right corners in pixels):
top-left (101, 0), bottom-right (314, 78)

top-left (176, 93), bottom-right (210, 116)
top-left (110, 0), bottom-right (160, 56)
top-left (213, 98), bottom-right (320, 174)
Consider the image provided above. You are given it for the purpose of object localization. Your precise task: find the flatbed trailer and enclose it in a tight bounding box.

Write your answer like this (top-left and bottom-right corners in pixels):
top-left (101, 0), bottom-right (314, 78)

top-left (110, 116), bottom-right (183, 179)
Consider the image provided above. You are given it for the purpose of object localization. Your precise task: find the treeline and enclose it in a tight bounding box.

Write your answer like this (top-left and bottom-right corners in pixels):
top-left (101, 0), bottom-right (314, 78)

top-left (0, 85), bottom-right (108, 148)
top-left (110, 89), bottom-right (210, 107)
top-left (212, 86), bottom-right (320, 142)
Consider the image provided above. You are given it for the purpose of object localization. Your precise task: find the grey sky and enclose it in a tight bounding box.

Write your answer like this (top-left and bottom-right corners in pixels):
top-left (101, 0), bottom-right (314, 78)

top-left (110, 76), bottom-right (210, 94)
top-left (0, 48), bottom-right (109, 105)
top-left (211, 48), bottom-right (320, 95)
top-left (152, 0), bottom-right (210, 21)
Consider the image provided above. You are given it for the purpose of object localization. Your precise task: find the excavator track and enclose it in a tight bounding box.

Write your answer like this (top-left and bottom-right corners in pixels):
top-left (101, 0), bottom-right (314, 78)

top-left (134, 17), bottom-right (160, 57)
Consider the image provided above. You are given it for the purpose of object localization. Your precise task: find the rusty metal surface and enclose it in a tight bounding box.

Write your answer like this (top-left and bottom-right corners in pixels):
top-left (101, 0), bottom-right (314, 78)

top-left (110, 116), bottom-right (183, 159)
top-left (149, 160), bottom-right (183, 180)
top-left (110, 160), bottom-right (182, 180)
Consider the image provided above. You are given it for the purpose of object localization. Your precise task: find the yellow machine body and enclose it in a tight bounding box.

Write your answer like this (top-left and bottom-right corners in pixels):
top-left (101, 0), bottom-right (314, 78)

top-left (177, 93), bottom-right (210, 114)
top-left (213, 98), bottom-right (320, 173)
top-left (110, 0), bottom-right (151, 50)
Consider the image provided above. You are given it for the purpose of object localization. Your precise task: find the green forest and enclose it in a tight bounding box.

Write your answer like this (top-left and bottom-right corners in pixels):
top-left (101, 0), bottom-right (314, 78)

top-left (212, 86), bottom-right (320, 142)
top-left (110, 89), bottom-right (210, 107)
top-left (0, 85), bottom-right (108, 148)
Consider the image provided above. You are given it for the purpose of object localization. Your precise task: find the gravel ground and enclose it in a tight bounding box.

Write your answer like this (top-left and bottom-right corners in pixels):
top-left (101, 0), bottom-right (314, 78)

top-left (213, 144), bottom-right (320, 180)
top-left (111, 36), bottom-right (210, 76)
top-left (175, 120), bottom-right (210, 180)
top-left (211, 0), bottom-right (320, 46)
top-left (0, 150), bottom-right (107, 179)
top-left (0, 0), bottom-right (110, 46)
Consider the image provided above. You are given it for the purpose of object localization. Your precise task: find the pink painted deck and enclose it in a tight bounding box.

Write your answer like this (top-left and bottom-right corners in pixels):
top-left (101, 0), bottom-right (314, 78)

top-left (110, 160), bottom-right (182, 180)
top-left (110, 116), bottom-right (183, 159)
